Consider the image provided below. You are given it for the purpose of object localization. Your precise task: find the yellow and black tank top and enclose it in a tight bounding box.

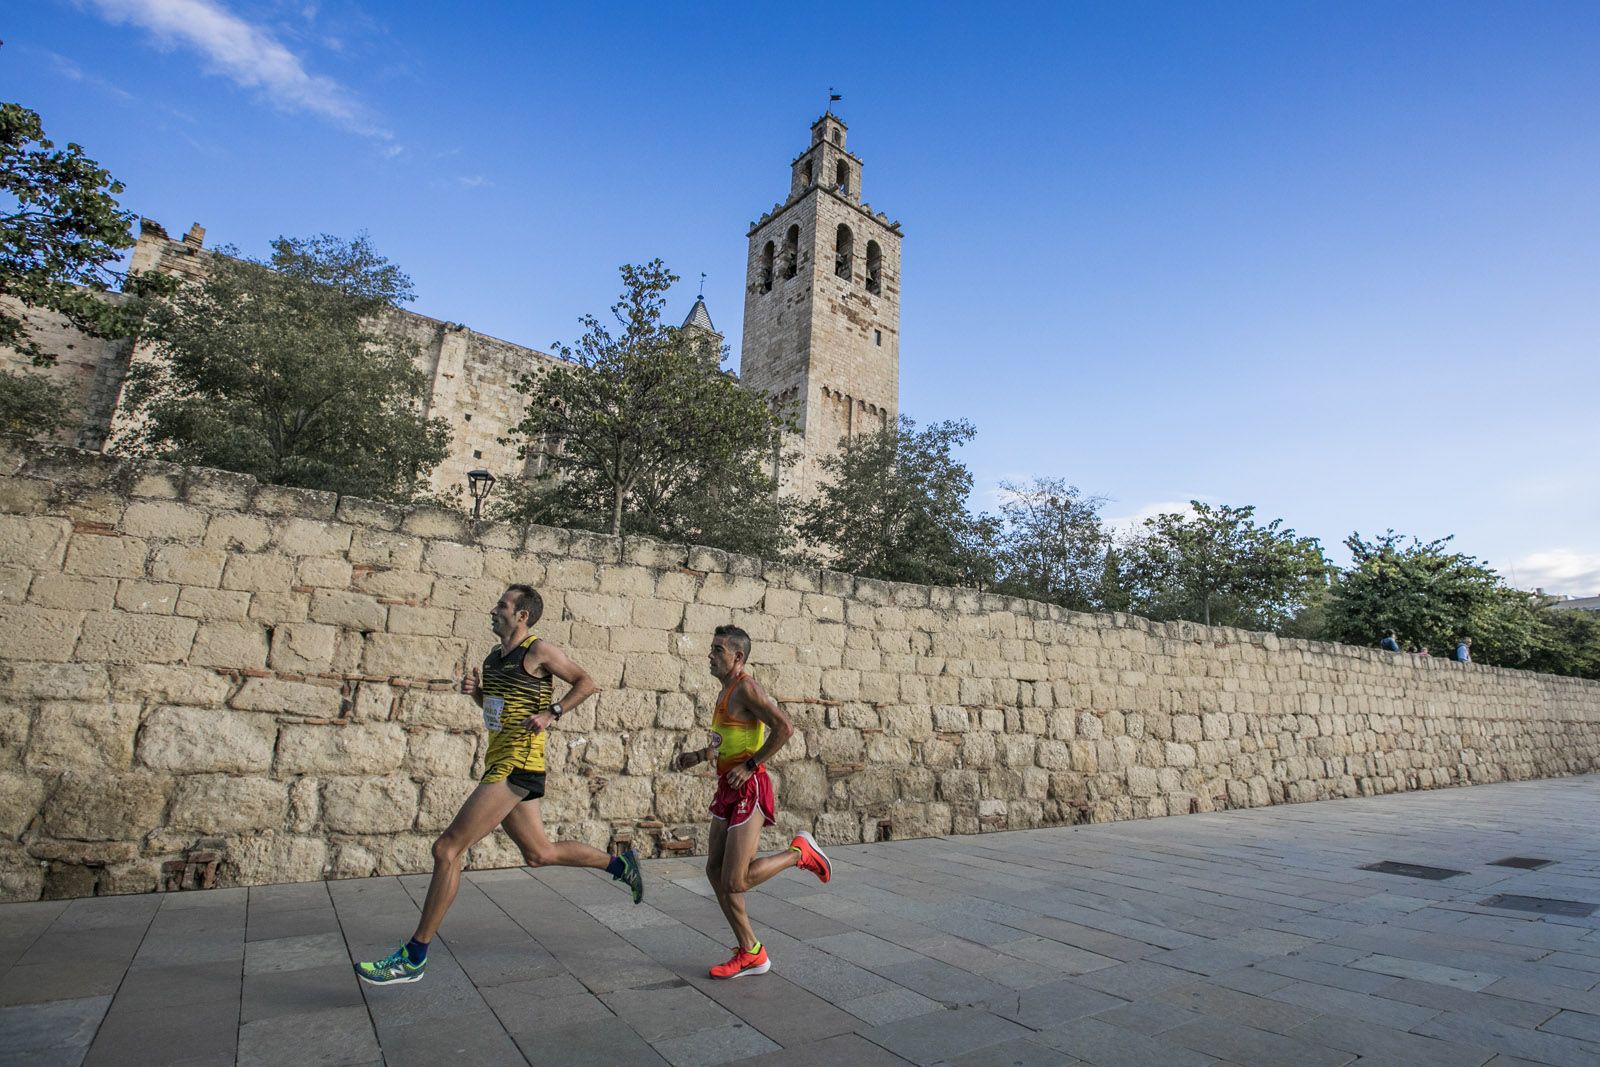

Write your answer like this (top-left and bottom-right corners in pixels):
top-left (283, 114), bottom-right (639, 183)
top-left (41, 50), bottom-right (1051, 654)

top-left (711, 672), bottom-right (766, 775)
top-left (481, 633), bottom-right (553, 777)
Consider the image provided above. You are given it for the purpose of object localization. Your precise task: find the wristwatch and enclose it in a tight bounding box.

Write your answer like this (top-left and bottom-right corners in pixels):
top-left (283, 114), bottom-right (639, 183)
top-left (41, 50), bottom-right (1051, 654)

top-left (550, 702), bottom-right (564, 720)
top-left (743, 757), bottom-right (758, 772)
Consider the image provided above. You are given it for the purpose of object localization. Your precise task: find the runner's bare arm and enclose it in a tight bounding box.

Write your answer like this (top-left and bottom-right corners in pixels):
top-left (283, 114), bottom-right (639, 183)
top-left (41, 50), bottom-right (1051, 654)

top-left (723, 678), bottom-right (794, 786)
top-left (458, 665), bottom-right (483, 707)
top-left (519, 639), bottom-right (598, 731)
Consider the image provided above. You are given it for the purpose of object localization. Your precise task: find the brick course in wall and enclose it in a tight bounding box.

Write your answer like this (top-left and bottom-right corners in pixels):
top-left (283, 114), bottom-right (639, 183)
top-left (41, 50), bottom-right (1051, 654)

top-left (1, 436), bottom-right (1598, 902)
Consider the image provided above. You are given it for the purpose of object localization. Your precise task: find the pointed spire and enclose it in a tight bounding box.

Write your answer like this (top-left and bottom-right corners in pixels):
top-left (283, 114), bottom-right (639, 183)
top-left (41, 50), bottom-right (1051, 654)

top-left (682, 295), bottom-right (715, 334)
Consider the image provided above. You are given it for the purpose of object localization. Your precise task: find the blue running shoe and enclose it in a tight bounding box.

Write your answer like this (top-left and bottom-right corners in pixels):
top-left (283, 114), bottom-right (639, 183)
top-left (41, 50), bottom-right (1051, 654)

top-left (618, 848), bottom-right (644, 904)
top-left (354, 945), bottom-right (425, 985)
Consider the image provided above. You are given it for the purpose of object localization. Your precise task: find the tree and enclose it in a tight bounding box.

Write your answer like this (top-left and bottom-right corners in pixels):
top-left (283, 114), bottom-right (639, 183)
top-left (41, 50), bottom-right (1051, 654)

top-left (1119, 501), bottom-right (1327, 629)
top-left (993, 477), bottom-right (1111, 610)
top-left (800, 416), bottom-right (997, 587)
top-left (118, 234), bottom-right (450, 503)
top-left (0, 368), bottom-right (68, 437)
top-left (1525, 607), bottom-right (1600, 680)
top-left (1321, 531), bottom-right (1541, 665)
top-left (505, 261), bottom-right (793, 553)
top-left (1, 102), bottom-right (152, 366)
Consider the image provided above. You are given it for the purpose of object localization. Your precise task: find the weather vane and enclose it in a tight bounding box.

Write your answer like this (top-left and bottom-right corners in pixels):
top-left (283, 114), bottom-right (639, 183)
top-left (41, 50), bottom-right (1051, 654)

top-left (828, 87), bottom-right (841, 112)
top-left (698, 272), bottom-right (707, 299)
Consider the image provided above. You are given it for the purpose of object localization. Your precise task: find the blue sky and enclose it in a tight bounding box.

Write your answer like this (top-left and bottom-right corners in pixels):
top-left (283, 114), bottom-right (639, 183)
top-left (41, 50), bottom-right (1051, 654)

top-left (9, 1), bottom-right (1600, 594)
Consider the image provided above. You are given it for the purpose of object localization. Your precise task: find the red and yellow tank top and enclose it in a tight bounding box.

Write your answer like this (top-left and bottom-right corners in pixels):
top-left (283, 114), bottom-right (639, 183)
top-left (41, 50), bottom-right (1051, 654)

top-left (711, 672), bottom-right (765, 775)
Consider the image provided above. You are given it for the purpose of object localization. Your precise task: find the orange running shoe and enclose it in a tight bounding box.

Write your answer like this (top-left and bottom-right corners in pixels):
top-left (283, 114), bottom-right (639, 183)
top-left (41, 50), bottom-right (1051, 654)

top-left (790, 831), bottom-right (832, 883)
top-left (709, 944), bottom-right (770, 979)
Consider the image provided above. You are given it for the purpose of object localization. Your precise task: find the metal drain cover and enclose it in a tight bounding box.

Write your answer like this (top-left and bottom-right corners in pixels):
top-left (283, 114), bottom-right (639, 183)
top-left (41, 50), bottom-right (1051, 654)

top-left (1362, 861), bottom-right (1468, 881)
top-left (1481, 894), bottom-right (1596, 918)
top-left (1490, 857), bottom-right (1553, 870)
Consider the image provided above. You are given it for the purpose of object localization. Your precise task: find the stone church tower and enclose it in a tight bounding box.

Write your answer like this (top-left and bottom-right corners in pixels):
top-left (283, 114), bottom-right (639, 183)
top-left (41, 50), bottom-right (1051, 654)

top-left (739, 113), bottom-right (902, 500)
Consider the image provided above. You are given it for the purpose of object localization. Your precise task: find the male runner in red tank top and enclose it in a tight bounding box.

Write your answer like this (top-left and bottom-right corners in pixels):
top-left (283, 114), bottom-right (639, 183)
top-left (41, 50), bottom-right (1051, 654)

top-left (674, 624), bottom-right (832, 978)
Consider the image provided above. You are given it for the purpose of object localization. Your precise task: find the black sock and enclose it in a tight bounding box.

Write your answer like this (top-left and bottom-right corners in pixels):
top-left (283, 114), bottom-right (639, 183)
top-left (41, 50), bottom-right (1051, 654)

top-left (405, 938), bottom-right (429, 965)
top-left (606, 856), bottom-right (626, 879)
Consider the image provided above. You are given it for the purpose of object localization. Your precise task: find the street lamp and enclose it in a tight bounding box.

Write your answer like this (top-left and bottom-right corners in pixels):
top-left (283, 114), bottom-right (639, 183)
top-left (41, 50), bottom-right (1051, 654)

top-left (467, 469), bottom-right (496, 522)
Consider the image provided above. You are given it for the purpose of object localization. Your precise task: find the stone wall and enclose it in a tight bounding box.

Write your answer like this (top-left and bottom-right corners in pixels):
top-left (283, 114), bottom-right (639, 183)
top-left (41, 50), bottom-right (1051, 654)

top-left (0, 297), bottom-right (133, 451)
top-left (2, 437), bottom-right (1599, 902)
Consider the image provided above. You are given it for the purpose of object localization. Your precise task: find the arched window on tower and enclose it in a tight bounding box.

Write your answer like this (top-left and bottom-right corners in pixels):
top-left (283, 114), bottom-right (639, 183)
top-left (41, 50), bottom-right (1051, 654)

top-left (836, 160), bottom-right (849, 195)
top-left (835, 224), bottom-right (853, 281)
top-left (803, 161), bottom-right (814, 186)
top-left (832, 129), bottom-right (841, 146)
top-left (865, 240), bottom-right (881, 295)
top-left (759, 241), bottom-right (774, 294)
top-left (783, 225), bottom-right (799, 279)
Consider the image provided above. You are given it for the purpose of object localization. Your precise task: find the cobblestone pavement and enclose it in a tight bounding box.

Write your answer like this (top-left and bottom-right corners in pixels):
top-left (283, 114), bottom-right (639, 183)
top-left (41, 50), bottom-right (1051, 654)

top-left (3, 776), bottom-right (1599, 1066)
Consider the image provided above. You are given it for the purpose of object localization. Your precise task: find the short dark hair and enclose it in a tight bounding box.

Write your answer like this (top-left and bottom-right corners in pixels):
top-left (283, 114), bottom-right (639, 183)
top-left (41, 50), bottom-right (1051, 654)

top-left (713, 624), bottom-right (751, 661)
top-left (505, 584), bottom-right (543, 624)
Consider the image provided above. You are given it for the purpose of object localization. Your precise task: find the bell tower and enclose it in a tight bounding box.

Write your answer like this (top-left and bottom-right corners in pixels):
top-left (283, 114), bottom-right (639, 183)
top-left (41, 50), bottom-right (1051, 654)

top-left (739, 113), bottom-right (902, 501)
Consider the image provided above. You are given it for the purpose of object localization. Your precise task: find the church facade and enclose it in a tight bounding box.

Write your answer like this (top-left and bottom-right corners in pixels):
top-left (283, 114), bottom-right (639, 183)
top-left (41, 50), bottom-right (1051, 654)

top-left (2, 113), bottom-right (902, 505)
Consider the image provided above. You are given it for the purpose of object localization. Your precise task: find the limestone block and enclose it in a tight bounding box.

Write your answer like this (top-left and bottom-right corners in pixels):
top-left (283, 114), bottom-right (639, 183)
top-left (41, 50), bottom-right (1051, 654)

top-left (0, 516), bottom-right (67, 571)
top-left (113, 580), bottom-right (179, 615)
top-left (621, 654), bottom-right (681, 692)
top-left (860, 672), bottom-right (899, 704)
top-left (361, 634), bottom-right (463, 677)
top-left (697, 574), bottom-right (765, 609)
top-left (229, 675), bottom-right (342, 721)
top-left (263, 623), bottom-right (337, 674)
top-left (887, 800), bottom-right (952, 840)
top-left (147, 545), bottom-right (225, 588)
top-left (387, 605), bottom-right (455, 636)
top-left (932, 706), bottom-right (969, 733)
top-left (813, 728), bottom-right (863, 763)
top-left (594, 689), bottom-right (656, 731)
top-left (321, 776), bottom-right (419, 833)
top-left (865, 734), bottom-right (913, 764)
top-left (28, 575), bottom-right (117, 612)
top-left (623, 729), bottom-right (679, 778)
top-left (139, 706), bottom-right (275, 773)
top-left (397, 690), bottom-right (478, 730)
top-left (656, 692), bottom-right (696, 730)
top-left (309, 590), bottom-right (388, 632)
top-left (222, 554), bottom-right (296, 592)
top-left (251, 484), bottom-right (336, 519)
top-left (611, 628), bottom-right (667, 654)
top-left (593, 774), bottom-right (653, 819)
top-left (542, 559), bottom-right (598, 593)
top-left (108, 665), bottom-right (227, 708)
top-left (120, 500), bottom-right (207, 541)
top-left (821, 670), bottom-right (860, 701)
top-left (171, 588), bottom-right (250, 622)
top-left (26, 701), bottom-right (141, 771)
top-left (630, 598), bottom-right (684, 631)
top-left (400, 507), bottom-right (469, 541)
top-left (1173, 715), bottom-right (1203, 742)
top-left (75, 612), bottom-right (196, 665)
top-left (650, 771), bottom-right (714, 822)
top-left (63, 533), bottom-right (147, 578)
top-left (961, 731), bottom-right (996, 769)
top-left (0, 774), bottom-right (46, 836)
top-left (1077, 711), bottom-right (1105, 740)
top-left (272, 519), bottom-right (351, 558)
top-left (168, 775), bottom-right (290, 832)
top-left (406, 732), bottom-right (476, 779)
top-left (418, 778), bottom-right (475, 831)
top-left (230, 832), bottom-right (328, 885)
top-left (883, 705), bottom-right (934, 741)
top-left (277, 723), bottom-right (407, 775)
top-left (202, 513), bottom-right (272, 552)
top-left (248, 590), bottom-right (309, 623)
top-left (1127, 766), bottom-right (1159, 797)
top-left (188, 621), bottom-right (269, 669)
top-left (348, 528), bottom-right (423, 568)
top-left (296, 557), bottom-right (352, 589)
top-left (422, 539), bottom-right (483, 578)
top-left (288, 777), bottom-right (319, 831)
top-left (43, 770), bottom-right (168, 841)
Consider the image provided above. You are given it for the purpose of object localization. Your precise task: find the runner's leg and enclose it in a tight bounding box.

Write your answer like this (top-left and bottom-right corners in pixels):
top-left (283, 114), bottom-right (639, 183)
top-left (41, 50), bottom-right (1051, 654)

top-left (706, 818), bottom-right (744, 943)
top-left (716, 814), bottom-right (793, 952)
top-left (501, 800), bottom-right (611, 869)
top-left (412, 782), bottom-right (524, 943)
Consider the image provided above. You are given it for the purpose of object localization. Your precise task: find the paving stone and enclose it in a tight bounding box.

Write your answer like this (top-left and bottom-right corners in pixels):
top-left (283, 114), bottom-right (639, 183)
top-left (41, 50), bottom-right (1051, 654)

top-left (685, 969), bottom-right (861, 1047)
top-left (650, 1022), bottom-right (782, 1067)
top-left (376, 1011), bottom-right (528, 1067)
top-left (600, 983), bottom-right (738, 1042)
top-left (988, 979), bottom-right (1126, 1029)
top-left (937, 1035), bottom-right (1081, 1066)
top-left (1091, 998), bottom-right (1205, 1036)
top-left (510, 1018), bottom-right (669, 1066)
top-left (1381, 978), bottom-right (1560, 1029)
top-left (1152, 941), bottom-right (1271, 977)
top-left (0, 960), bottom-right (128, 1006)
top-left (0, 994), bottom-right (111, 1066)
top-left (1254, 954), bottom-right (1401, 994)
top-left (481, 983), bottom-right (612, 1035)
top-left (841, 987), bottom-right (944, 1025)
top-left (1413, 1010), bottom-right (1600, 1067)
top-left (1540, 1009), bottom-right (1600, 1043)
top-left (242, 961), bottom-right (365, 1022)
top-left (878, 958), bottom-right (1012, 1007)
top-left (1033, 1016), bottom-right (1217, 1067)
top-left (1479, 976), bottom-right (1600, 1016)
top-left (1349, 953), bottom-right (1500, 990)
top-left (244, 931), bottom-right (350, 975)
top-left (1289, 1014), bottom-right (1495, 1067)
top-left (82, 992), bottom-right (238, 1067)
top-left (236, 1005), bottom-right (379, 1067)
top-left (860, 1007), bottom-right (1035, 1066)
top-left (807, 931), bottom-right (926, 969)
top-left (1163, 1015), bottom-right (1356, 1067)
top-left (1073, 959), bottom-right (1197, 1000)
top-left (1157, 981), bottom-right (1321, 1034)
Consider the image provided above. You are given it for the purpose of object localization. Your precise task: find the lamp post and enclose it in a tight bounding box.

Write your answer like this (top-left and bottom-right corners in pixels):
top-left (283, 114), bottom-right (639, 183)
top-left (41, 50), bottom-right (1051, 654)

top-left (467, 469), bottom-right (496, 523)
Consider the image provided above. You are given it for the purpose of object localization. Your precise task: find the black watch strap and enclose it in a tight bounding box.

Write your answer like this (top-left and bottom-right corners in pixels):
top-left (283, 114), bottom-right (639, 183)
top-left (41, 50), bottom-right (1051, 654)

top-left (744, 757), bottom-right (758, 772)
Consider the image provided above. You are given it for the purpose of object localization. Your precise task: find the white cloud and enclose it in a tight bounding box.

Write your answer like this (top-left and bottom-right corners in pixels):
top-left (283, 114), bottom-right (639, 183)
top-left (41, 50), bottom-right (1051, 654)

top-left (1507, 549), bottom-right (1600, 598)
top-left (87, 0), bottom-right (389, 139)
top-left (1103, 499), bottom-right (1202, 536)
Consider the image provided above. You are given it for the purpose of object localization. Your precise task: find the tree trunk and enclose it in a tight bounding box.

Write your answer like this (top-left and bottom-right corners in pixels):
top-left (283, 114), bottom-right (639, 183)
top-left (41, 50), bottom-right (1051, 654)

top-left (610, 484), bottom-right (625, 537)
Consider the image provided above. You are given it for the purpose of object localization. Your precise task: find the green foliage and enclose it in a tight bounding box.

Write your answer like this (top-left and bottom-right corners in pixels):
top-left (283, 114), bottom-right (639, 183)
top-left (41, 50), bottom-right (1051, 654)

top-left (992, 477), bottom-right (1110, 611)
top-left (0, 367), bottom-right (68, 437)
top-left (799, 416), bottom-right (995, 587)
top-left (1321, 532), bottom-right (1540, 665)
top-left (0, 102), bottom-right (159, 365)
top-left (1119, 502), bottom-right (1328, 630)
top-left (505, 261), bottom-right (793, 553)
top-left (1525, 607), bottom-right (1600, 680)
top-left (119, 234), bottom-right (449, 503)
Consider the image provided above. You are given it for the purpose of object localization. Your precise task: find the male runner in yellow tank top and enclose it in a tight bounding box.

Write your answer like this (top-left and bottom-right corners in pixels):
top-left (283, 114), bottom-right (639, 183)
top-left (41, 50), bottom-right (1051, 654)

top-left (355, 583), bottom-right (643, 985)
top-left (674, 624), bottom-right (831, 978)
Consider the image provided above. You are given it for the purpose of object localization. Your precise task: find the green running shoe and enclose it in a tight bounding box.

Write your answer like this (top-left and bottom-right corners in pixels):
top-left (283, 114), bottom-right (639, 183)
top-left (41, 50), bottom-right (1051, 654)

top-left (354, 945), bottom-right (425, 985)
top-left (618, 847), bottom-right (644, 904)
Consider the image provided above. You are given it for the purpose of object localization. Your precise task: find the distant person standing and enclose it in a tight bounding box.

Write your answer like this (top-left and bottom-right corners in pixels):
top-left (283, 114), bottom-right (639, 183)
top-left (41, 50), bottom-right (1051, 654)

top-left (1454, 637), bottom-right (1472, 663)
top-left (1379, 631), bottom-right (1401, 653)
top-left (1413, 646), bottom-right (1431, 658)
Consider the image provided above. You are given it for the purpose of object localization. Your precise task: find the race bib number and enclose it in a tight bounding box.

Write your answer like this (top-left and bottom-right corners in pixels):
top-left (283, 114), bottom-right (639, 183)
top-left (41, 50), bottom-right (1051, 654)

top-left (708, 730), bottom-right (722, 752)
top-left (482, 696), bottom-right (505, 732)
